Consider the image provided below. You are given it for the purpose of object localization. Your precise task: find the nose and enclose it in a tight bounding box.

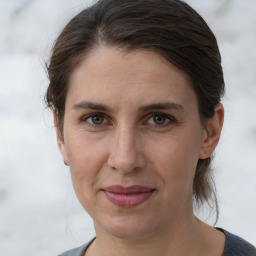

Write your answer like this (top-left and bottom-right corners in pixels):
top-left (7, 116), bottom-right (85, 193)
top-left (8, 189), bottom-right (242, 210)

top-left (107, 127), bottom-right (146, 173)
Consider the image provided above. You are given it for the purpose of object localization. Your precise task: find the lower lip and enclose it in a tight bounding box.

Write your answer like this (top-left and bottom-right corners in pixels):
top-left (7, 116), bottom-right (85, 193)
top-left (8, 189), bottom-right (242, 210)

top-left (103, 190), bottom-right (154, 208)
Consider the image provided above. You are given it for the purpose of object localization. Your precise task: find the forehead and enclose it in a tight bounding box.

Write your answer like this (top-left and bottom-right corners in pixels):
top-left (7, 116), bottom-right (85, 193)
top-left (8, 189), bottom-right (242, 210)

top-left (67, 46), bottom-right (197, 111)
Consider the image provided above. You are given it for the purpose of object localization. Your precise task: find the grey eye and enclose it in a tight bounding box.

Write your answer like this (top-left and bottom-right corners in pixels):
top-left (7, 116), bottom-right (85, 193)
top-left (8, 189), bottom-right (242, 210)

top-left (91, 115), bottom-right (104, 124)
top-left (85, 114), bottom-right (107, 125)
top-left (153, 115), bottom-right (166, 125)
top-left (146, 113), bottom-right (175, 127)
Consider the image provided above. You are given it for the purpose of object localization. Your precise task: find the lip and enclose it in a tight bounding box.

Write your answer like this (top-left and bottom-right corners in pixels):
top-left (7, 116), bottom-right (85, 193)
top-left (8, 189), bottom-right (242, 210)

top-left (102, 185), bottom-right (155, 208)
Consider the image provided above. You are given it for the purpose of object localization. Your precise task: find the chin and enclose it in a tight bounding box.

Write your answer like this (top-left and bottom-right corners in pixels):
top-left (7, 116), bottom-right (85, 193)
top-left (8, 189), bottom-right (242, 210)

top-left (98, 214), bottom-right (161, 240)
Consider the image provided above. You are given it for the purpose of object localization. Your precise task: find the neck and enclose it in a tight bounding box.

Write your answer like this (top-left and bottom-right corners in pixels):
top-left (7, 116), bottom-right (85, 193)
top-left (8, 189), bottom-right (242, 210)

top-left (88, 211), bottom-right (206, 256)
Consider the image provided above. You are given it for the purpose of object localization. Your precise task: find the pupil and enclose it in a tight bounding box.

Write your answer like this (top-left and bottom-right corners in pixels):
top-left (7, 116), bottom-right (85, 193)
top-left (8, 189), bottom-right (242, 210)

top-left (92, 116), bottom-right (103, 124)
top-left (154, 115), bottom-right (165, 125)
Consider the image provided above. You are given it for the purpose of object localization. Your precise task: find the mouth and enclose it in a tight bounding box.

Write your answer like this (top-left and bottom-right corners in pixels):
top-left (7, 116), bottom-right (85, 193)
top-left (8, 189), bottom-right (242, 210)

top-left (102, 185), bottom-right (155, 208)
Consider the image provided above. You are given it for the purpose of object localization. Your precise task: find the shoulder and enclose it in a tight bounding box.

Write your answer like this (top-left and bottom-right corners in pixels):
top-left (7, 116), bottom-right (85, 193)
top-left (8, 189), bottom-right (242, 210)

top-left (217, 228), bottom-right (256, 256)
top-left (57, 238), bottom-right (95, 256)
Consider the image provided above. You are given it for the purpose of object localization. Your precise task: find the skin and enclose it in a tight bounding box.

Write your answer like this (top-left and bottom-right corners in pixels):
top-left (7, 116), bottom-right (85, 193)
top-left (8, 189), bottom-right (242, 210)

top-left (55, 46), bottom-right (225, 256)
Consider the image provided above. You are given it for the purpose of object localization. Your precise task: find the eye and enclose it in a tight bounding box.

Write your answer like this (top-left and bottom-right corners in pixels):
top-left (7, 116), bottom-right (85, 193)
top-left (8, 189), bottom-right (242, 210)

top-left (152, 115), bottom-right (167, 125)
top-left (83, 113), bottom-right (107, 126)
top-left (146, 113), bottom-right (175, 127)
top-left (90, 115), bottom-right (105, 124)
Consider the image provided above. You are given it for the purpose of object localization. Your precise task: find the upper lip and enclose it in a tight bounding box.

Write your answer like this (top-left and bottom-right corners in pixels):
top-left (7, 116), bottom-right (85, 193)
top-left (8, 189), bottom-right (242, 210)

top-left (103, 185), bottom-right (155, 194)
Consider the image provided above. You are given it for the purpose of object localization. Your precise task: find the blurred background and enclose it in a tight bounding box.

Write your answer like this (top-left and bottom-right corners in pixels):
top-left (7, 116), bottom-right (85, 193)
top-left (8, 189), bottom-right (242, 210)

top-left (0, 0), bottom-right (255, 255)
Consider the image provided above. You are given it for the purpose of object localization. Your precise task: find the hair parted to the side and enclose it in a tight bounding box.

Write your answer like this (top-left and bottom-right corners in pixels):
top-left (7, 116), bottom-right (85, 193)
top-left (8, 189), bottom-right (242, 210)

top-left (45, 0), bottom-right (225, 221)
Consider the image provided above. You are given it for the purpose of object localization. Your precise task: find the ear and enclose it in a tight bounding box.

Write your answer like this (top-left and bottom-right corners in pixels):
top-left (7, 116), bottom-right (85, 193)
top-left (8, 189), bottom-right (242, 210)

top-left (199, 103), bottom-right (224, 159)
top-left (54, 114), bottom-right (69, 166)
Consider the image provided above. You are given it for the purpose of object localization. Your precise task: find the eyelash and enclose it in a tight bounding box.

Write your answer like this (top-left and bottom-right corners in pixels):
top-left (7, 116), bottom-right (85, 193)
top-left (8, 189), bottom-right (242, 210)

top-left (81, 113), bottom-right (109, 128)
top-left (81, 112), bottom-right (176, 129)
top-left (145, 112), bottom-right (176, 128)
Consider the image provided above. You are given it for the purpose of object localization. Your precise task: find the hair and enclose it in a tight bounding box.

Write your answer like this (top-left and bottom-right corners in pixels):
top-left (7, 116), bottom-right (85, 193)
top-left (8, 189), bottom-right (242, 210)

top-left (45, 0), bottom-right (225, 220)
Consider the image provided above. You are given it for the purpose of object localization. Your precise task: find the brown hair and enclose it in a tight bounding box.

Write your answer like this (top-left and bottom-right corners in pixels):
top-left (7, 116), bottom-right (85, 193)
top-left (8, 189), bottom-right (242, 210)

top-left (45, 0), bottom-right (225, 219)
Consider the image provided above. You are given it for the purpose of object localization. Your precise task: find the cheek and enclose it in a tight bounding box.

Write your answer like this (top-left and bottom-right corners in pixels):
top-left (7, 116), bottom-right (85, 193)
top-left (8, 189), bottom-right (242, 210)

top-left (149, 131), bottom-right (202, 190)
top-left (66, 134), bottom-right (106, 171)
top-left (155, 142), bottom-right (199, 212)
top-left (67, 145), bottom-right (102, 216)
top-left (64, 137), bottom-right (106, 198)
top-left (152, 137), bottom-right (200, 173)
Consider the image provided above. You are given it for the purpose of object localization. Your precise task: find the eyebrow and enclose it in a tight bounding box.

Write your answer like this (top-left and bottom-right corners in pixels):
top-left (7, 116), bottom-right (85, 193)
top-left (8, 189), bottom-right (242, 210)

top-left (139, 102), bottom-right (184, 112)
top-left (72, 101), bottom-right (111, 111)
top-left (72, 101), bottom-right (184, 112)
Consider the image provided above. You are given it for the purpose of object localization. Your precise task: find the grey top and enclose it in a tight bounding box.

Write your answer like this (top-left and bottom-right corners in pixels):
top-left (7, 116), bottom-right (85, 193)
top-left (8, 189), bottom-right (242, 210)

top-left (58, 229), bottom-right (256, 256)
top-left (217, 228), bottom-right (256, 256)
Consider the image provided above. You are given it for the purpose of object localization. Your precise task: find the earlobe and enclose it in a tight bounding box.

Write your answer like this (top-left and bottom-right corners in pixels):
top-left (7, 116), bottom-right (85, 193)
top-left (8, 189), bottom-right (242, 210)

top-left (54, 114), bottom-right (69, 166)
top-left (199, 103), bottom-right (224, 159)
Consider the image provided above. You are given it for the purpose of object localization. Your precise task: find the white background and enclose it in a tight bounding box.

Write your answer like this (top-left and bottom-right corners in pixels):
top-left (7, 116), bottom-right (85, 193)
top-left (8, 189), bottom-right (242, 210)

top-left (0, 0), bottom-right (255, 255)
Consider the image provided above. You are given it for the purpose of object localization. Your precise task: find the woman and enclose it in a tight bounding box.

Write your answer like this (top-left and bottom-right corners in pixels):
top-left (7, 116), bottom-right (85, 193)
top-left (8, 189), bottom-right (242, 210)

top-left (45, 0), bottom-right (256, 255)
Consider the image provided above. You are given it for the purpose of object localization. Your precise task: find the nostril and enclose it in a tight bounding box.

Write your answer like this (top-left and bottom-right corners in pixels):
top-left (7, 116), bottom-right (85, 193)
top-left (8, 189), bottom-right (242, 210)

top-left (108, 150), bottom-right (146, 173)
top-left (107, 129), bottom-right (146, 172)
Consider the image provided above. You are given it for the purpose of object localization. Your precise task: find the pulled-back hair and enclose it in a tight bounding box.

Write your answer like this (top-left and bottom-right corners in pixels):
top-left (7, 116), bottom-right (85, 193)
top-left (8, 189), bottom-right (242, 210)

top-left (46, 0), bottom-right (225, 219)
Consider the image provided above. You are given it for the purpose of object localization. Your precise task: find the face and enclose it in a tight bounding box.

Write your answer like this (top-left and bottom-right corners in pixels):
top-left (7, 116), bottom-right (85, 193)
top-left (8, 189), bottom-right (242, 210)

top-left (57, 46), bottom-right (211, 240)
